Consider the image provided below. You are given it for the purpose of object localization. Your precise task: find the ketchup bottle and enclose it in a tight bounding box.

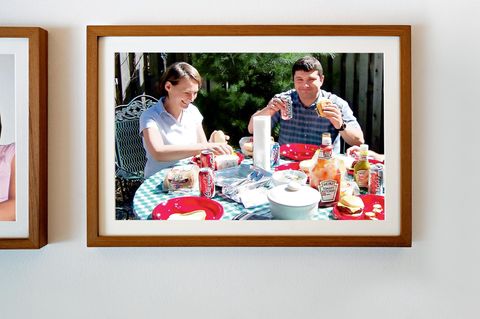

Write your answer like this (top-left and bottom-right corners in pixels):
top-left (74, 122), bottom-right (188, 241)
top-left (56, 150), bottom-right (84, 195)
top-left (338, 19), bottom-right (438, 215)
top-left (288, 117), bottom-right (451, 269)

top-left (309, 133), bottom-right (342, 207)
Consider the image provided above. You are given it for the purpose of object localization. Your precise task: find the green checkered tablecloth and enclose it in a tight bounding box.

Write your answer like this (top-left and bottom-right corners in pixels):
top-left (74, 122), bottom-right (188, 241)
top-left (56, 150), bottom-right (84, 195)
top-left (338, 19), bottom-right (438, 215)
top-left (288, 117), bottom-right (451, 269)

top-left (133, 165), bottom-right (334, 221)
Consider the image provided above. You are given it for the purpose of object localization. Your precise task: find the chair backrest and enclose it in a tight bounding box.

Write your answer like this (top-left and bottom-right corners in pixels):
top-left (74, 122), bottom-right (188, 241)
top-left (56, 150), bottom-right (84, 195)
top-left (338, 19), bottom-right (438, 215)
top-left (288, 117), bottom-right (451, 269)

top-left (115, 94), bottom-right (158, 176)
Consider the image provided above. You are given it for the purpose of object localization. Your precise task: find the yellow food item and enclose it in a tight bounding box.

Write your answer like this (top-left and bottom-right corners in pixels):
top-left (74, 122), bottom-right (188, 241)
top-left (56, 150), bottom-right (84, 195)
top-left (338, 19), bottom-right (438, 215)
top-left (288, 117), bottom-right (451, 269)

top-left (373, 204), bottom-right (383, 214)
top-left (365, 211), bottom-right (376, 218)
top-left (211, 130), bottom-right (227, 143)
top-left (244, 142), bottom-right (253, 153)
top-left (316, 98), bottom-right (332, 117)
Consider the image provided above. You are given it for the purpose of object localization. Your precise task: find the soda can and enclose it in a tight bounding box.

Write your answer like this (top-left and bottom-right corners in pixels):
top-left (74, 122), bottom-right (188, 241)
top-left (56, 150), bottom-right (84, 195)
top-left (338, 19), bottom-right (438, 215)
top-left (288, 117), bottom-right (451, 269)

top-left (368, 164), bottom-right (384, 195)
top-left (199, 167), bottom-right (216, 198)
top-left (275, 94), bottom-right (293, 120)
top-left (200, 150), bottom-right (215, 169)
top-left (270, 142), bottom-right (280, 167)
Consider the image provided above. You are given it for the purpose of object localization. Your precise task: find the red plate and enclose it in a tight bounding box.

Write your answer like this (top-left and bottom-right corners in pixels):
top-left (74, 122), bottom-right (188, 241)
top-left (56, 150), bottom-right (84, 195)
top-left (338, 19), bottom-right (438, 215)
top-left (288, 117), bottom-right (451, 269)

top-left (280, 143), bottom-right (319, 161)
top-left (191, 152), bottom-right (244, 169)
top-left (152, 196), bottom-right (224, 220)
top-left (274, 162), bottom-right (300, 171)
top-left (332, 195), bottom-right (384, 220)
top-left (360, 194), bottom-right (385, 220)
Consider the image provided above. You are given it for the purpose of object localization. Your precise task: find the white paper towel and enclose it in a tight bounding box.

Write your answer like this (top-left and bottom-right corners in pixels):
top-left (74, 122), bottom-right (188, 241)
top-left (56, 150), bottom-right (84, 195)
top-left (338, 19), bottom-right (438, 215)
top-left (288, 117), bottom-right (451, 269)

top-left (253, 116), bottom-right (271, 171)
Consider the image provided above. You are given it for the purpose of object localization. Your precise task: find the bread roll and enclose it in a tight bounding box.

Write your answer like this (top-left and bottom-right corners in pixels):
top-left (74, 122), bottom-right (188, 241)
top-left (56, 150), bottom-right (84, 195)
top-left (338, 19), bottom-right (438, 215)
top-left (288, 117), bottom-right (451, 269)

top-left (243, 138), bottom-right (274, 153)
top-left (211, 130), bottom-right (227, 143)
top-left (241, 137), bottom-right (275, 157)
top-left (243, 142), bottom-right (253, 153)
top-left (316, 98), bottom-right (332, 117)
top-left (167, 210), bottom-right (207, 220)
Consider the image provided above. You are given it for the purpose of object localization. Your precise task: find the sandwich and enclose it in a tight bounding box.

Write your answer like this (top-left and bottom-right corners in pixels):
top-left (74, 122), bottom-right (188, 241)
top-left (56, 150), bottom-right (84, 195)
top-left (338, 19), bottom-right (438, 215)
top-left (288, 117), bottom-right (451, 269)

top-left (167, 210), bottom-right (207, 220)
top-left (316, 98), bottom-right (332, 117)
top-left (163, 165), bottom-right (199, 191)
top-left (336, 195), bottom-right (364, 215)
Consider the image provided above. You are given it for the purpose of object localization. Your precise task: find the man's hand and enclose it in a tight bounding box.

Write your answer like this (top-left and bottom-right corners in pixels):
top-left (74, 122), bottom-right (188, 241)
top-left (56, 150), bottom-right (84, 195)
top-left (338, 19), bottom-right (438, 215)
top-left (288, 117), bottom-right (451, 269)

top-left (266, 97), bottom-right (287, 116)
top-left (322, 103), bottom-right (344, 130)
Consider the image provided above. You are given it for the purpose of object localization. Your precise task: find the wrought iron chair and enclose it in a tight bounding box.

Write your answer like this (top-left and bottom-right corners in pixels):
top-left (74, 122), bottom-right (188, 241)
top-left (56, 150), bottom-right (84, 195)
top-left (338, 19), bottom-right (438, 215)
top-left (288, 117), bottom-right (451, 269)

top-left (115, 94), bottom-right (158, 219)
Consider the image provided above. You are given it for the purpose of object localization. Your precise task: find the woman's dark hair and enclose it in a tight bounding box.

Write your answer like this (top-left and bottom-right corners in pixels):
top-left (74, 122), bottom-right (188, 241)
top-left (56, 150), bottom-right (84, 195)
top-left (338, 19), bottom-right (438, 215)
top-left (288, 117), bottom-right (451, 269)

top-left (292, 56), bottom-right (324, 79)
top-left (0, 114), bottom-right (2, 138)
top-left (158, 62), bottom-right (202, 97)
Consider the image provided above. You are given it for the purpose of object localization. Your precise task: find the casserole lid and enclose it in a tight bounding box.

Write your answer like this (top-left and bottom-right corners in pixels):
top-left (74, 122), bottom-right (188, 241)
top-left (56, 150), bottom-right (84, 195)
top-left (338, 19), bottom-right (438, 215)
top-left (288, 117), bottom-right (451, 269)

top-left (267, 182), bottom-right (320, 207)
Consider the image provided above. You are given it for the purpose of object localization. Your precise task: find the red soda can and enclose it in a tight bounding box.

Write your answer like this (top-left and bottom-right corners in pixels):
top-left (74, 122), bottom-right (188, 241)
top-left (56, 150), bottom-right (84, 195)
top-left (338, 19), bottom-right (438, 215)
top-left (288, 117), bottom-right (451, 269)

top-left (368, 164), bottom-right (384, 195)
top-left (274, 93), bottom-right (293, 120)
top-left (199, 167), bottom-right (216, 198)
top-left (200, 150), bottom-right (215, 169)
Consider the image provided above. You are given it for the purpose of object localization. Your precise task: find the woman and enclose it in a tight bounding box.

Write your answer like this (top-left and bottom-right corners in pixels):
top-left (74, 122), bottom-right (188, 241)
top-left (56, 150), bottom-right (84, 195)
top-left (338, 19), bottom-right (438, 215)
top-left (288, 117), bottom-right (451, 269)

top-left (0, 114), bottom-right (16, 221)
top-left (139, 62), bottom-right (232, 178)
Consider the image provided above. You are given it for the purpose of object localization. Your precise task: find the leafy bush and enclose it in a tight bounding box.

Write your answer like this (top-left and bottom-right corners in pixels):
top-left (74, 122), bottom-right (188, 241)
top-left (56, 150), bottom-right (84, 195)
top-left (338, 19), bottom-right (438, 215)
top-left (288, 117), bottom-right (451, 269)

top-left (191, 53), bottom-right (307, 147)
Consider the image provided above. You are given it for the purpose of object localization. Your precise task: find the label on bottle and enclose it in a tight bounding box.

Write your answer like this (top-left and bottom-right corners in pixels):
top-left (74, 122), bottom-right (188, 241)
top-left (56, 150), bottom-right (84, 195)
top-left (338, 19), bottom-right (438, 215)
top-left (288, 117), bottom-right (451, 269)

top-left (318, 180), bottom-right (339, 203)
top-left (355, 169), bottom-right (369, 188)
top-left (318, 148), bottom-right (332, 159)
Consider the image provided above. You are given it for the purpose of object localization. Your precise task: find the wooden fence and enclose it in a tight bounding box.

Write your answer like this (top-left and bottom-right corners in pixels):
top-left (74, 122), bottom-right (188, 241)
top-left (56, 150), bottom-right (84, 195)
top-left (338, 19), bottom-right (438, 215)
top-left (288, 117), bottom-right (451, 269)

top-left (115, 53), bottom-right (384, 153)
top-left (319, 53), bottom-right (384, 153)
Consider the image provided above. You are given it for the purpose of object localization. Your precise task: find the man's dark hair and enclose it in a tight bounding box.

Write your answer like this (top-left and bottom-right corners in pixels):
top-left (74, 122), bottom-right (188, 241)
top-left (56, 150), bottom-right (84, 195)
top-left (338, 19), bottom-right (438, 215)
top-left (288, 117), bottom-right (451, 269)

top-left (292, 56), bottom-right (324, 79)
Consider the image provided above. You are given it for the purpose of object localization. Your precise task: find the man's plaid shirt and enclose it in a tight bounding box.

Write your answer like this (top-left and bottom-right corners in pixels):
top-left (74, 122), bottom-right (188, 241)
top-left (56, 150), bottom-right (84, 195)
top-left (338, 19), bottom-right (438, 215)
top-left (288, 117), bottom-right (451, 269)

top-left (271, 89), bottom-right (361, 153)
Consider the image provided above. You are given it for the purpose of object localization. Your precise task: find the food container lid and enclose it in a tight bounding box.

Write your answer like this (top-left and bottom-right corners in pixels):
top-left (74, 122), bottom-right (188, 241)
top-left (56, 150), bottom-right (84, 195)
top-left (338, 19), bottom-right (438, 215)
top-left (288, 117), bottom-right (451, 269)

top-left (267, 182), bottom-right (320, 207)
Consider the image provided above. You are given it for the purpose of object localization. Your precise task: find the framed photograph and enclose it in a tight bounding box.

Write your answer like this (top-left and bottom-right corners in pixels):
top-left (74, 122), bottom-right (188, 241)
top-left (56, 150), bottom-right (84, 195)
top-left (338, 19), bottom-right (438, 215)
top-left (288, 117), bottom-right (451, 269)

top-left (0, 27), bottom-right (48, 249)
top-left (87, 25), bottom-right (411, 247)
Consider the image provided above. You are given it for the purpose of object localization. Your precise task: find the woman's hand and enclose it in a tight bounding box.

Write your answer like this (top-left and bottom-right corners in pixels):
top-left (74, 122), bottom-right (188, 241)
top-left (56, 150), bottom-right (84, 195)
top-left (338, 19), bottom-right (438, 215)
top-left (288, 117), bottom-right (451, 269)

top-left (346, 145), bottom-right (384, 162)
top-left (346, 145), bottom-right (360, 157)
top-left (205, 142), bottom-right (233, 155)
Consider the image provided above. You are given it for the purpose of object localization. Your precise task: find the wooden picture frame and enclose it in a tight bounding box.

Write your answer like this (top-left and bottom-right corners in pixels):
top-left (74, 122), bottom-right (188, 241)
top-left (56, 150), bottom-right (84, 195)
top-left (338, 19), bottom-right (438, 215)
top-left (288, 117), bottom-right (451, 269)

top-left (0, 27), bottom-right (48, 249)
top-left (87, 25), bottom-right (411, 247)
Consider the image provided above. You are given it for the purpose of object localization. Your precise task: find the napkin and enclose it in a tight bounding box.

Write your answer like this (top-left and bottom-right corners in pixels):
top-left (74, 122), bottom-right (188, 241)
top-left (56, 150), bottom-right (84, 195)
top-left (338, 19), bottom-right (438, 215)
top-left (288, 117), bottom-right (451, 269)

top-left (240, 187), bottom-right (270, 208)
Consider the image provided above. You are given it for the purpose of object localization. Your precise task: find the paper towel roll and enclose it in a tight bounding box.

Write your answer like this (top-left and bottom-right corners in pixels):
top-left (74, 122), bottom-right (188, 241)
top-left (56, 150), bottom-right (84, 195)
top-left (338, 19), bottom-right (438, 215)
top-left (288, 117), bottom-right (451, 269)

top-left (253, 116), bottom-right (271, 171)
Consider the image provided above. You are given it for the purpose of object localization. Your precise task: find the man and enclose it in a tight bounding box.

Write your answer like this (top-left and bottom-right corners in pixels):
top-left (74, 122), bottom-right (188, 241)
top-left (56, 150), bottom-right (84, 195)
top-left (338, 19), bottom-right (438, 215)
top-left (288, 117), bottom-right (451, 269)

top-left (248, 56), bottom-right (364, 153)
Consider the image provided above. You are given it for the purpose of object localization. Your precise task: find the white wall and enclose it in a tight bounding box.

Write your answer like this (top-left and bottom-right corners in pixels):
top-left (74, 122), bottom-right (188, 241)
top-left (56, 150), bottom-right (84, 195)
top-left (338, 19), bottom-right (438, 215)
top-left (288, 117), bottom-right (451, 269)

top-left (0, 54), bottom-right (15, 144)
top-left (1, 1), bottom-right (479, 318)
